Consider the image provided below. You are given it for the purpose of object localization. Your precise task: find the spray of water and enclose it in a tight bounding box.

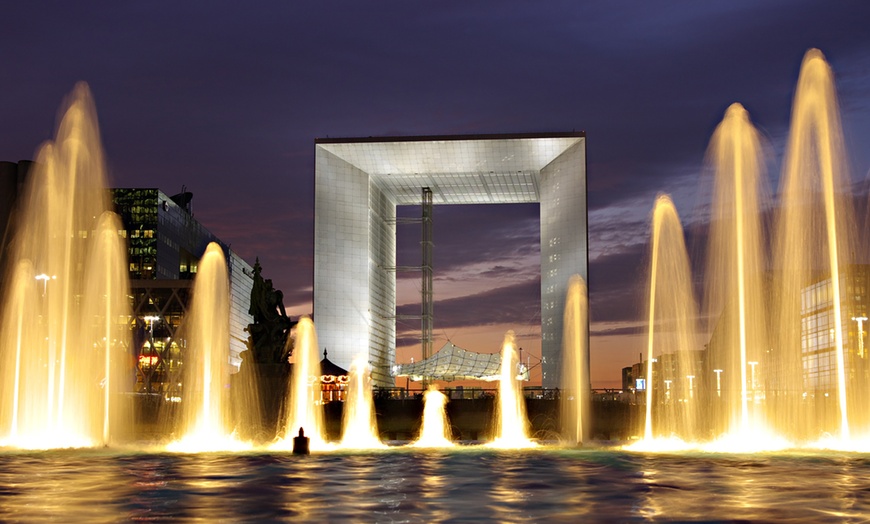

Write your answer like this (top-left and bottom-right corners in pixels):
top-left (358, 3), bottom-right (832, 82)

top-left (639, 195), bottom-right (700, 448)
top-left (339, 355), bottom-right (384, 449)
top-left (561, 275), bottom-right (589, 446)
top-left (772, 49), bottom-right (858, 443)
top-left (273, 317), bottom-right (329, 450)
top-left (0, 84), bottom-right (131, 449)
top-left (166, 243), bottom-right (250, 452)
top-left (488, 331), bottom-right (535, 448)
top-left (412, 386), bottom-right (454, 448)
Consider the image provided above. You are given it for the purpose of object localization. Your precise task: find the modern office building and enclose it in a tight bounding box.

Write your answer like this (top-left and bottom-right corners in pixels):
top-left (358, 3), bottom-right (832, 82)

top-left (112, 188), bottom-right (255, 395)
top-left (0, 161), bottom-right (257, 397)
top-left (313, 133), bottom-right (588, 387)
top-left (800, 265), bottom-right (870, 391)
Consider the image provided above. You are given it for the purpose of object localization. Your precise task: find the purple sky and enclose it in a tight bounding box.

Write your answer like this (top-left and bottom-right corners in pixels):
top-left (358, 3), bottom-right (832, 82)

top-left (3, 2), bottom-right (870, 387)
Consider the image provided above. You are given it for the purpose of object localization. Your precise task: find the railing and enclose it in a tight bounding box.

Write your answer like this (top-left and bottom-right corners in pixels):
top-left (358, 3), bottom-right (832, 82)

top-left (373, 387), bottom-right (631, 401)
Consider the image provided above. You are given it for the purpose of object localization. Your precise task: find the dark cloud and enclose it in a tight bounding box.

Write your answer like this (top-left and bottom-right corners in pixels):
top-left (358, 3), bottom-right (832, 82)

top-left (395, 279), bottom-right (541, 346)
top-left (396, 204), bottom-right (540, 277)
top-left (591, 324), bottom-right (646, 338)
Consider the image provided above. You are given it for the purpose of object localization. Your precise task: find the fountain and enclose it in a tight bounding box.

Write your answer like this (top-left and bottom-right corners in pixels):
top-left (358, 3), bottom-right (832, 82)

top-left (275, 317), bottom-right (327, 450)
top-left (633, 195), bottom-right (701, 450)
top-left (339, 355), bottom-right (384, 448)
top-left (0, 84), bottom-right (131, 449)
top-left (771, 49), bottom-right (860, 444)
top-left (635, 49), bottom-right (867, 451)
top-left (2, 48), bottom-right (870, 521)
top-left (166, 242), bottom-right (249, 452)
top-left (702, 103), bottom-right (786, 451)
top-left (412, 386), bottom-right (454, 448)
top-left (488, 331), bottom-right (535, 448)
top-left (561, 274), bottom-right (589, 445)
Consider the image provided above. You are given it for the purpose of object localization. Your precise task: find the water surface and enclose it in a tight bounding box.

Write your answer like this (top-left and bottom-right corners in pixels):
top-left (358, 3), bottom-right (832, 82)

top-left (0, 448), bottom-right (867, 522)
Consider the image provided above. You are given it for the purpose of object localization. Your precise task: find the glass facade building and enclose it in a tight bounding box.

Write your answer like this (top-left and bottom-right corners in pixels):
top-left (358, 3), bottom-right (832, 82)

top-left (800, 265), bottom-right (870, 391)
top-left (112, 189), bottom-right (254, 394)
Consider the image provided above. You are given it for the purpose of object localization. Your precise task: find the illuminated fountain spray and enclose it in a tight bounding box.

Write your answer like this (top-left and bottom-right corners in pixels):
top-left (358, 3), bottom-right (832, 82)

top-left (84, 213), bottom-right (133, 446)
top-left (703, 104), bottom-right (785, 451)
top-left (561, 275), bottom-right (589, 446)
top-left (279, 317), bottom-right (327, 450)
top-left (413, 386), bottom-right (454, 448)
top-left (489, 331), bottom-right (535, 448)
top-left (167, 243), bottom-right (248, 452)
top-left (0, 84), bottom-right (131, 449)
top-left (639, 195), bottom-right (700, 448)
top-left (772, 49), bottom-right (858, 443)
top-left (339, 355), bottom-right (384, 449)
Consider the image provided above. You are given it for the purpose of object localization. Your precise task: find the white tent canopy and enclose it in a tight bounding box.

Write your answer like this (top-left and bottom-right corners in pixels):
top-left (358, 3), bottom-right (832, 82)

top-left (392, 342), bottom-right (507, 382)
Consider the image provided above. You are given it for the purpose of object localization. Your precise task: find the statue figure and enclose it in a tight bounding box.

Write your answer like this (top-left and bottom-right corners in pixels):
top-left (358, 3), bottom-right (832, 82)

top-left (235, 259), bottom-right (296, 441)
top-left (245, 259), bottom-right (296, 365)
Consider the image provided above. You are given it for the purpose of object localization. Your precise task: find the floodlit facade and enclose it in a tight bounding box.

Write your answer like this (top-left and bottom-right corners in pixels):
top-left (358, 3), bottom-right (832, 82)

top-left (314, 133), bottom-right (588, 387)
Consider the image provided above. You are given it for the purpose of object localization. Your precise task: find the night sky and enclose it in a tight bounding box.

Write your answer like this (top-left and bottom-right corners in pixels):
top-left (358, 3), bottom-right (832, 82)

top-left (3, 2), bottom-right (869, 387)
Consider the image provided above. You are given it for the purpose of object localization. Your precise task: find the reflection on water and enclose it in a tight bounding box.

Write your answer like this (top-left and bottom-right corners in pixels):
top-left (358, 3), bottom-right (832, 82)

top-left (0, 448), bottom-right (868, 521)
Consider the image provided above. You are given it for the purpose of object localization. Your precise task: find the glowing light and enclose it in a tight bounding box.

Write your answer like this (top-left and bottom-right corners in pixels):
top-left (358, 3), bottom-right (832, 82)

top-left (412, 386), bottom-right (454, 448)
top-left (165, 431), bottom-right (252, 453)
top-left (138, 355), bottom-right (160, 366)
top-left (487, 331), bottom-right (536, 449)
top-left (339, 355), bottom-right (384, 449)
top-left (702, 429), bottom-right (792, 453)
top-left (273, 317), bottom-right (328, 450)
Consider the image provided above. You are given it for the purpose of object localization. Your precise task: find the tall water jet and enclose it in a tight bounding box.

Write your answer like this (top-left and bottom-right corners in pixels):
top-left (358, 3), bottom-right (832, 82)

top-left (642, 195), bottom-right (701, 445)
top-left (279, 317), bottom-right (326, 449)
top-left (772, 49), bottom-right (858, 442)
top-left (339, 355), bottom-right (383, 449)
top-left (0, 84), bottom-right (131, 449)
top-left (168, 242), bottom-right (248, 452)
top-left (489, 331), bottom-right (535, 448)
top-left (703, 104), bottom-right (778, 448)
top-left (561, 275), bottom-right (589, 445)
top-left (82, 213), bottom-right (133, 445)
top-left (413, 386), bottom-right (453, 448)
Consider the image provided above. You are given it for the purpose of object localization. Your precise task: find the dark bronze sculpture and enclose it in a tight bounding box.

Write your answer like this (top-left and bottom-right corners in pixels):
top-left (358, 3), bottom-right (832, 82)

top-left (246, 259), bottom-right (296, 364)
top-left (234, 259), bottom-right (296, 441)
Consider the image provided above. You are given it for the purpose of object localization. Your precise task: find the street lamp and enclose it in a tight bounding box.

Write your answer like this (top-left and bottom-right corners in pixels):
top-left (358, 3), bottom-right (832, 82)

top-left (852, 315), bottom-right (868, 358)
top-left (34, 273), bottom-right (56, 296)
top-left (143, 315), bottom-right (160, 334)
top-left (664, 379), bottom-right (672, 402)
top-left (687, 375), bottom-right (695, 400)
top-left (141, 315), bottom-right (161, 393)
top-left (713, 369), bottom-right (723, 397)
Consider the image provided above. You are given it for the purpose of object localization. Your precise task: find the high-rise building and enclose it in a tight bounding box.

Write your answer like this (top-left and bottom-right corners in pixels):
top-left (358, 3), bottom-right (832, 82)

top-left (111, 188), bottom-right (254, 395)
